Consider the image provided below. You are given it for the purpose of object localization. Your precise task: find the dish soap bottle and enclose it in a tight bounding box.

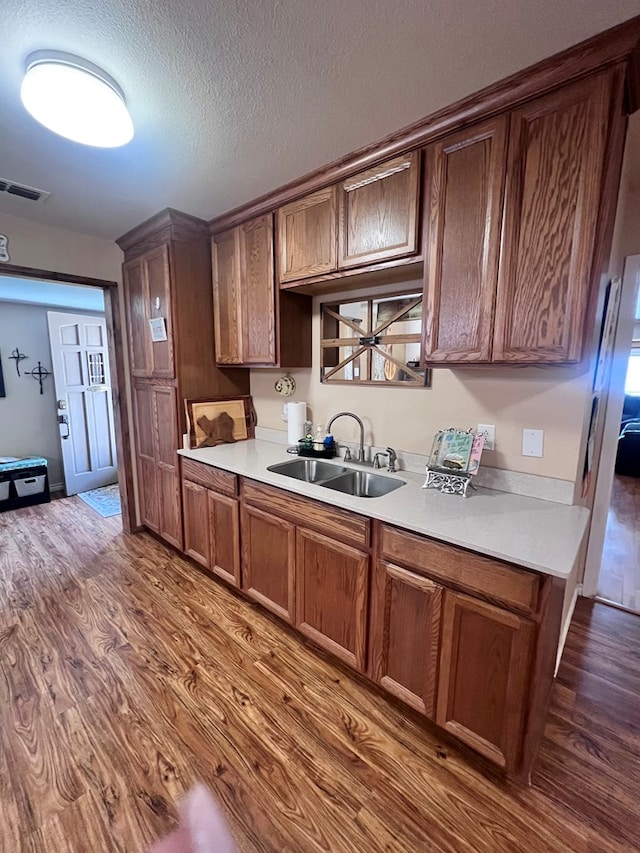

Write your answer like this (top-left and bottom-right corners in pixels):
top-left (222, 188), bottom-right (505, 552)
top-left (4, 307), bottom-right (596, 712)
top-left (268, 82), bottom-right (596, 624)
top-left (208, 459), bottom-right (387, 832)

top-left (314, 424), bottom-right (324, 450)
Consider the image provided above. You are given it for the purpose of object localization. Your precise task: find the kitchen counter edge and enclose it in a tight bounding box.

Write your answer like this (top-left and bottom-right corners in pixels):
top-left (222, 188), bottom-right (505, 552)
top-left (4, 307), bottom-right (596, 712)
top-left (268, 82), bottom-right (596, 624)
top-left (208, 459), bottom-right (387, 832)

top-left (178, 440), bottom-right (590, 579)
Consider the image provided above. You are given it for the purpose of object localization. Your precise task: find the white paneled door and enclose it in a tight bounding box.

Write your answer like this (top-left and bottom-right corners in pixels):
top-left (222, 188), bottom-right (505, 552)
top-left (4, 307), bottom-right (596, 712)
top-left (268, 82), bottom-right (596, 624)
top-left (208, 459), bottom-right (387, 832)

top-left (47, 311), bottom-right (118, 495)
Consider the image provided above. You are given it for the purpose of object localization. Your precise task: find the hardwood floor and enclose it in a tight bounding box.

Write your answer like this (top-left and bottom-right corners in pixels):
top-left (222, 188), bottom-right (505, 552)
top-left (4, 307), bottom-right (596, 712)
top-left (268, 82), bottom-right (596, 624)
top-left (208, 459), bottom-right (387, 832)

top-left (1, 498), bottom-right (639, 852)
top-left (598, 474), bottom-right (640, 610)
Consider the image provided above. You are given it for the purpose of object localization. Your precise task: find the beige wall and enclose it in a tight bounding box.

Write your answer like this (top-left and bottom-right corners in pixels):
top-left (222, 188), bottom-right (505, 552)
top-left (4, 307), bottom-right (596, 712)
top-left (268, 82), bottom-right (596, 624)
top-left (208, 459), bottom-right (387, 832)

top-left (251, 280), bottom-right (592, 483)
top-left (0, 211), bottom-right (122, 282)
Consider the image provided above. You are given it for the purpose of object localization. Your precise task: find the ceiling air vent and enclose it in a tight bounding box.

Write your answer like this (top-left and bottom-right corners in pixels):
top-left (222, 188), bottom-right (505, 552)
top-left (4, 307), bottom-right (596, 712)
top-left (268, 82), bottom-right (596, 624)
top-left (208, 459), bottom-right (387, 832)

top-left (0, 177), bottom-right (50, 203)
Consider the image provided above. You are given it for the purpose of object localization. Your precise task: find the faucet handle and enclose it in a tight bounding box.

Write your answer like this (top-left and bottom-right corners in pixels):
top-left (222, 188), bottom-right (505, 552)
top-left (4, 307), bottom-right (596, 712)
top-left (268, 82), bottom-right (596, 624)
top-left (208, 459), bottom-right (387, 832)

top-left (385, 447), bottom-right (398, 472)
top-left (373, 451), bottom-right (388, 469)
top-left (343, 446), bottom-right (352, 462)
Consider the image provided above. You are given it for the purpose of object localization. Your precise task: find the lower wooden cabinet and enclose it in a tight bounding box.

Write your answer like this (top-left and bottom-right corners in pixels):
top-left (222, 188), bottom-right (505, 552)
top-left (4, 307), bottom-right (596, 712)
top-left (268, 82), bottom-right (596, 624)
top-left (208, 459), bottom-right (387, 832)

top-left (369, 560), bottom-right (442, 716)
top-left (182, 467), bottom-right (241, 587)
top-left (295, 528), bottom-right (369, 670)
top-left (241, 503), bottom-right (295, 622)
top-left (209, 490), bottom-right (240, 587)
top-left (183, 479), bottom-right (210, 568)
top-left (436, 590), bottom-right (535, 770)
top-left (177, 471), bottom-right (560, 779)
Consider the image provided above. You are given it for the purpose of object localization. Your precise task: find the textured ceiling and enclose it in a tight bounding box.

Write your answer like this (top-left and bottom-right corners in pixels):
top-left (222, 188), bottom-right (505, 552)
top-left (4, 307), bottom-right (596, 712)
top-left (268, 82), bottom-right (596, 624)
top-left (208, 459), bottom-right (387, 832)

top-left (1, 0), bottom-right (639, 241)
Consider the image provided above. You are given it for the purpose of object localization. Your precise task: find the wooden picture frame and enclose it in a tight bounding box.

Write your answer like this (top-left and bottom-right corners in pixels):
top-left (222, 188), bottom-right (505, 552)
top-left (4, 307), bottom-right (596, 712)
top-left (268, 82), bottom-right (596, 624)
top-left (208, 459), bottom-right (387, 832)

top-left (185, 395), bottom-right (256, 449)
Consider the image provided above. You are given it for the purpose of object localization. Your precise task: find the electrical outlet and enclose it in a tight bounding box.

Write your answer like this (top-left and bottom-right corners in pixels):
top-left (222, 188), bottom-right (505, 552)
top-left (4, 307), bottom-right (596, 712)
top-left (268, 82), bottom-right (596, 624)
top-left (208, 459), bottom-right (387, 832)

top-left (522, 428), bottom-right (544, 457)
top-left (477, 424), bottom-right (495, 451)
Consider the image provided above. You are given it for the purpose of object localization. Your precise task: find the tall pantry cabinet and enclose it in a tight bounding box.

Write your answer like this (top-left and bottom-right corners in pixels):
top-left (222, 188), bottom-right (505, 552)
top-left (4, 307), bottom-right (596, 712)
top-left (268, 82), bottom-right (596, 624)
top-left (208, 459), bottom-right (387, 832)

top-left (117, 209), bottom-right (249, 547)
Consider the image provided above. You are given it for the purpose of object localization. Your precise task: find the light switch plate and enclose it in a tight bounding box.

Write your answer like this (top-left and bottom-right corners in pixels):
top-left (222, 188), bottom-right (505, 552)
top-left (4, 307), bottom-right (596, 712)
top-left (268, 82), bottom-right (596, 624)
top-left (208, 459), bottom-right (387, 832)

top-left (477, 424), bottom-right (495, 451)
top-left (522, 428), bottom-right (544, 457)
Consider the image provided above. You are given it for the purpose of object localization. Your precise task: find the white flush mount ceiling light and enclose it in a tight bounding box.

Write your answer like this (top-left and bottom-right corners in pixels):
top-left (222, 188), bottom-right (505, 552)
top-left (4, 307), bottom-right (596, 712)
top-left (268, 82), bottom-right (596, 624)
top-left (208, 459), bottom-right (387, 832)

top-left (20, 50), bottom-right (134, 147)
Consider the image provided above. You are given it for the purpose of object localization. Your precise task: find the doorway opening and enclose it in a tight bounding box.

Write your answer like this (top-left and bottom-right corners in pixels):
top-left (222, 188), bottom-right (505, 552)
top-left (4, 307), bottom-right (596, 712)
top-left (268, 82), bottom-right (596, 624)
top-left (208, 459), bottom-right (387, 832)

top-left (585, 255), bottom-right (640, 613)
top-left (0, 263), bottom-right (134, 530)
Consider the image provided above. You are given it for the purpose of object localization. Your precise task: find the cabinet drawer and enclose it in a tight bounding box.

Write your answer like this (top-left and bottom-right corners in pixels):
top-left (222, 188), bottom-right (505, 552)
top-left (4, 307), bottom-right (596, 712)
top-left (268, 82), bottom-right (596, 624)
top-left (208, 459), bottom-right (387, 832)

top-left (242, 479), bottom-right (370, 548)
top-left (379, 525), bottom-right (540, 615)
top-left (181, 458), bottom-right (237, 497)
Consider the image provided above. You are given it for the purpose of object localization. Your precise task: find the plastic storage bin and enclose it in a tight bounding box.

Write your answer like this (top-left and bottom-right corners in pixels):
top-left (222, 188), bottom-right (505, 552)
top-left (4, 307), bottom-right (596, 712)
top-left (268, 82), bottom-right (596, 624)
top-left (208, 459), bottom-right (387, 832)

top-left (14, 474), bottom-right (46, 497)
top-left (0, 480), bottom-right (10, 502)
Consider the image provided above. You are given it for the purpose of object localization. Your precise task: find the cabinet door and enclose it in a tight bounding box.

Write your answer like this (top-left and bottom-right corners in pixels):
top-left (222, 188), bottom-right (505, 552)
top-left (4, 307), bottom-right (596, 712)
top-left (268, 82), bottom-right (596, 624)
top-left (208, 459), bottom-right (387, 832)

top-left (182, 479), bottom-right (211, 568)
top-left (295, 528), bottom-right (369, 671)
top-left (369, 561), bottom-right (442, 717)
top-left (241, 504), bottom-right (295, 622)
top-left (145, 245), bottom-right (174, 377)
top-left (277, 187), bottom-right (337, 282)
top-left (123, 257), bottom-right (150, 377)
top-left (239, 214), bottom-right (276, 364)
top-left (133, 383), bottom-right (159, 531)
top-left (124, 246), bottom-right (174, 378)
top-left (422, 118), bottom-right (507, 363)
top-left (212, 228), bottom-right (243, 364)
top-left (153, 385), bottom-right (182, 550)
top-left (338, 152), bottom-right (419, 269)
top-left (436, 590), bottom-right (535, 770)
top-left (209, 491), bottom-right (241, 587)
top-left (494, 72), bottom-right (612, 363)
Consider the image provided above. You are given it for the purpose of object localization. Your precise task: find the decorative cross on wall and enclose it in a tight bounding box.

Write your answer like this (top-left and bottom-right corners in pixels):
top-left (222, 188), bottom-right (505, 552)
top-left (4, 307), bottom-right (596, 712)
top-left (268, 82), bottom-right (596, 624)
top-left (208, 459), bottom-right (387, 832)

top-left (8, 347), bottom-right (28, 376)
top-left (26, 361), bottom-right (51, 395)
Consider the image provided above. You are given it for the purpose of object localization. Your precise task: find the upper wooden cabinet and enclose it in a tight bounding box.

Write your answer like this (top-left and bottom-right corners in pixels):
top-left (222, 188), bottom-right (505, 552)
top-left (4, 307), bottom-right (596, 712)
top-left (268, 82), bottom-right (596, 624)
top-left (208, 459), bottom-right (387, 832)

top-left (494, 72), bottom-right (614, 363)
top-left (213, 214), bottom-right (276, 364)
top-left (277, 187), bottom-right (338, 282)
top-left (422, 69), bottom-right (622, 365)
top-left (276, 154), bottom-right (420, 285)
top-left (422, 117), bottom-right (507, 362)
top-left (211, 227), bottom-right (243, 364)
top-left (338, 151), bottom-right (420, 269)
top-left (118, 209), bottom-right (249, 402)
top-left (213, 213), bottom-right (311, 367)
top-left (123, 244), bottom-right (174, 378)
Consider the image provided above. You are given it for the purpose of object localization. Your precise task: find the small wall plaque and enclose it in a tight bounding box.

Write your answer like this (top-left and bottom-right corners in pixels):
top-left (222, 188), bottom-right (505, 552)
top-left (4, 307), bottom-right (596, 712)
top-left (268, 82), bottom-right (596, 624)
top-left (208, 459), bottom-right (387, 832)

top-left (149, 317), bottom-right (168, 342)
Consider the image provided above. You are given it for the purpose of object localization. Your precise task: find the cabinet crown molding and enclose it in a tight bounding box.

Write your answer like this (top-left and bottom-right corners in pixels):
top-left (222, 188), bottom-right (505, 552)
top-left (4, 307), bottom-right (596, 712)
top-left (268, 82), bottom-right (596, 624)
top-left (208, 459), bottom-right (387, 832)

top-left (117, 207), bottom-right (209, 254)
top-left (208, 14), bottom-right (640, 235)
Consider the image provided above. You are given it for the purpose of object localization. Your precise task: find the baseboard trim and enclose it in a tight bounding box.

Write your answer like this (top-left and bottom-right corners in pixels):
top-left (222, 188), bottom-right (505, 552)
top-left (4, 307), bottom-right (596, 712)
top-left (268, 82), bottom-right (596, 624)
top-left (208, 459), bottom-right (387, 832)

top-left (556, 584), bottom-right (582, 675)
top-left (594, 596), bottom-right (640, 616)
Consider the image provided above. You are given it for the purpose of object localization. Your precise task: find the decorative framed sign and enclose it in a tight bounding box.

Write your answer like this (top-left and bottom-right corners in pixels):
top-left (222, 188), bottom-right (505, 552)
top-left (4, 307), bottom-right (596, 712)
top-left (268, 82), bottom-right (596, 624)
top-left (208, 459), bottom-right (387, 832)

top-left (423, 428), bottom-right (485, 497)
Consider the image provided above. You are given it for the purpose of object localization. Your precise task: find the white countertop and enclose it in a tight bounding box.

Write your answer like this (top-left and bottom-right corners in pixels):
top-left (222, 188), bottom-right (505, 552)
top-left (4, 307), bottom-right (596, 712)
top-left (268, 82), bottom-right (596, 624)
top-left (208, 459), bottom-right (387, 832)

top-left (178, 440), bottom-right (590, 579)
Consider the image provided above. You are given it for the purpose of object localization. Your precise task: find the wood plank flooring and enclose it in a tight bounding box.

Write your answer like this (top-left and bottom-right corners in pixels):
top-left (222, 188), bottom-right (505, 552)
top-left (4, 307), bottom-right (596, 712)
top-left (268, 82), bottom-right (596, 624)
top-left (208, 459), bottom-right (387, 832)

top-left (1, 498), bottom-right (640, 852)
top-left (598, 474), bottom-right (640, 610)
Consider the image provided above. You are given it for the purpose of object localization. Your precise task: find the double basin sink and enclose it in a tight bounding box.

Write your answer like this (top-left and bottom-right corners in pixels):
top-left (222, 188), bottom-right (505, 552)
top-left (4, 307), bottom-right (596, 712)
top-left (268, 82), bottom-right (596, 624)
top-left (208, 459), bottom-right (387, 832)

top-left (267, 458), bottom-right (405, 498)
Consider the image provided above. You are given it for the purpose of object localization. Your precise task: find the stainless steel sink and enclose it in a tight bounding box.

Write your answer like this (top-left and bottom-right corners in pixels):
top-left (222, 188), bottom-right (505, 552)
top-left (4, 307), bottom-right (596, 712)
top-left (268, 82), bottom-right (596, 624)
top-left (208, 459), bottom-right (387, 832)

top-left (267, 459), bottom-right (348, 483)
top-left (320, 470), bottom-right (405, 498)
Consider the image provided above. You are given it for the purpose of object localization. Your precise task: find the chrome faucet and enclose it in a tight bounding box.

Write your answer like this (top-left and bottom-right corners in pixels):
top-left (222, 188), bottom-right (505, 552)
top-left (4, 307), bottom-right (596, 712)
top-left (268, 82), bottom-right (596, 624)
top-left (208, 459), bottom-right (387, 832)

top-left (373, 447), bottom-right (398, 473)
top-left (326, 411), bottom-right (367, 463)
